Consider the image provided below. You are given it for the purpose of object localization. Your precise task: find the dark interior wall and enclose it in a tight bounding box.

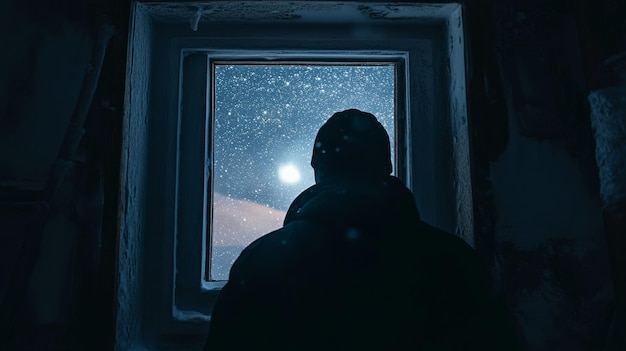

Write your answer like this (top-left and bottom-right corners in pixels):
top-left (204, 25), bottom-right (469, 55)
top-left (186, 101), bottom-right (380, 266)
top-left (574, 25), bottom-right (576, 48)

top-left (487, 1), bottom-right (614, 349)
top-left (0, 0), bottom-right (126, 350)
top-left (0, 0), bottom-right (624, 350)
top-left (474, 1), bottom-right (625, 349)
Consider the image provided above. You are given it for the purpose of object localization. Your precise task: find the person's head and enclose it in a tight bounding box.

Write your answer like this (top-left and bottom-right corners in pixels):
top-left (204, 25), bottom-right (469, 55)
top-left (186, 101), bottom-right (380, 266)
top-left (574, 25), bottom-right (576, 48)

top-left (311, 109), bottom-right (392, 184)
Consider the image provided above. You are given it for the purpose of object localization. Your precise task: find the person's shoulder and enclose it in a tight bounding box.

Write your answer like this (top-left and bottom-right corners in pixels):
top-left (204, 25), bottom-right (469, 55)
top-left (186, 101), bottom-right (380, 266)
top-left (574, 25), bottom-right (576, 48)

top-left (228, 220), bottom-right (324, 282)
top-left (415, 221), bottom-right (489, 282)
top-left (416, 221), bottom-right (475, 254)
top-left (231, 227), bottom-right (290, 273)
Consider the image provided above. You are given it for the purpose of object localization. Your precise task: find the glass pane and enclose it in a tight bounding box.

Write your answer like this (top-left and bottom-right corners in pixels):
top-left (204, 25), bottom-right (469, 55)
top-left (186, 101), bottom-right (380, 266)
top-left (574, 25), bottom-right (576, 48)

top-left (211, 64), bottom-right (395, 280)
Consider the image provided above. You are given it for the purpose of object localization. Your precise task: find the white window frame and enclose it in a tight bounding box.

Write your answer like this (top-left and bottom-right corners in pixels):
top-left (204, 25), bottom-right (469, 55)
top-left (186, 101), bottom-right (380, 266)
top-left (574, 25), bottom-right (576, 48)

top-left (116, 1), bottom-right (471, 350)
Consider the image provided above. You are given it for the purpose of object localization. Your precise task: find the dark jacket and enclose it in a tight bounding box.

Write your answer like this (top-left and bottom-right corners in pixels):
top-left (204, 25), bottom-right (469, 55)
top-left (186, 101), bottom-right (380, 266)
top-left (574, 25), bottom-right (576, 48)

top-left (205, 176), bottom-right (517, 350)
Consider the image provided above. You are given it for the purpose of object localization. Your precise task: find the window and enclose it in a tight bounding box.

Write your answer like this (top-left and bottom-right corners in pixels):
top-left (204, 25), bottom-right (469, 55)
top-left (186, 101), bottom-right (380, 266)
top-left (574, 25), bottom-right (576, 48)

top-left (117, 2), bottom-right (471, 350)
top-left (182, 54), bottom-right (405, 293)
top-left (210, 63), bottom-right (397, 280)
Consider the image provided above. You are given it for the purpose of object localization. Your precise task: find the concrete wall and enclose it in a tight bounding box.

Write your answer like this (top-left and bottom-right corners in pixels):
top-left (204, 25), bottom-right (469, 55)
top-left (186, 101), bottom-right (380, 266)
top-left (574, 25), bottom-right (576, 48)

top-left (487, 2), bottom-right (619, 349)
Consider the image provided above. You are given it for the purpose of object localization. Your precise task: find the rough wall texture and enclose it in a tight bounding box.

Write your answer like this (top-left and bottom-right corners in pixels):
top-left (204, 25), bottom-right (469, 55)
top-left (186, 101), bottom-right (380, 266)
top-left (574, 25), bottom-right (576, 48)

top-left (447, 5), bottom-right (474, 247)
top-left (588, 86), bottom-right (626, 209)
top-left (489, 1), bottom-right (616, 349)
top-left (114, 3), bottom-right (151, 351)
top-left (142, 1), bottom-right (456, 25)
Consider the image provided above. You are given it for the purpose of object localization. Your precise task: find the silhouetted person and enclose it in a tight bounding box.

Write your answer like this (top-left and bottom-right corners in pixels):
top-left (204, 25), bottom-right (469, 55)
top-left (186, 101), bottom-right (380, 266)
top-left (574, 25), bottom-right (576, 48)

top-left (205, 109), bottom-right (518, 350)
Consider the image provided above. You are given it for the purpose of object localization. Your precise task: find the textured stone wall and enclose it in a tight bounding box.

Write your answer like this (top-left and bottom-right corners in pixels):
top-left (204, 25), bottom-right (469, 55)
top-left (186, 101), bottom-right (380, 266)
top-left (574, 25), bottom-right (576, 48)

top-left (488, 1), bottom-right (616, 349)
top-left (114, 3), bottom-right (151, 351)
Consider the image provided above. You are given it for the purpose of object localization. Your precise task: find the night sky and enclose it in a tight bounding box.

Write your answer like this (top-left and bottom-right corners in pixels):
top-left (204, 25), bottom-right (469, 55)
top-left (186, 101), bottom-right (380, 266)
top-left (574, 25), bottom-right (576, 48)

top-left (210, 64), bottom-right (395, 279)
top-left (214, 64), bottom-right (396, 210)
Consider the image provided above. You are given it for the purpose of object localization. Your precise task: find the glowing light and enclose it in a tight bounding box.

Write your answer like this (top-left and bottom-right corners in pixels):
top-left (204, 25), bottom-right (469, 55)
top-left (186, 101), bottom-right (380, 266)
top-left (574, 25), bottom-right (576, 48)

top-left (278, 164), bottom-right (301, 184)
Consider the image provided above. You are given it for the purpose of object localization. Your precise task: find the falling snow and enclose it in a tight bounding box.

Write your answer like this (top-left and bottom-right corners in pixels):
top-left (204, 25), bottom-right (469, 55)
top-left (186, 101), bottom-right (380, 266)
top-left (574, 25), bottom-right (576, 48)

top-left (211, 64), bottom-right (395, 280)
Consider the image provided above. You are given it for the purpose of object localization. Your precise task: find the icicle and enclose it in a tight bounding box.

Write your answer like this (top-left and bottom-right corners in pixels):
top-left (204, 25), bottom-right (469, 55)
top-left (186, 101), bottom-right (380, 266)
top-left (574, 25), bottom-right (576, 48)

top-left (190, 8), bottom-right (202, 32)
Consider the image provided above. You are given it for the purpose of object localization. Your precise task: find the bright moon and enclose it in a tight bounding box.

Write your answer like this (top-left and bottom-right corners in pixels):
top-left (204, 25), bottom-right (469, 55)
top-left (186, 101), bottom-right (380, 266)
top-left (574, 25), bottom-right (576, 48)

top-left (278, 164), bottom-right (301, 184)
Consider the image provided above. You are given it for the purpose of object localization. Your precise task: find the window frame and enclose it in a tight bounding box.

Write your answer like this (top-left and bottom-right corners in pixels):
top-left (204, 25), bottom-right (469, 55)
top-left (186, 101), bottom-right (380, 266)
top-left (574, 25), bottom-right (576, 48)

top-left (116, 1), bottom-right (471, 349)
top-left (205, 57), bottom-right (404, 283)
top-left (176, 50), bottom-right (407, 319)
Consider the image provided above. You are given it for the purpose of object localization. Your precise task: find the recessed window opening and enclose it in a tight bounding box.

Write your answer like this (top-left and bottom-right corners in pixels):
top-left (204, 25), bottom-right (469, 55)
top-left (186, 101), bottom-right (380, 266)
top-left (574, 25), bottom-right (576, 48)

top-left (119, 3), bottom-right (469, 347)
top-left (208, 62), bottom-right (397, 281)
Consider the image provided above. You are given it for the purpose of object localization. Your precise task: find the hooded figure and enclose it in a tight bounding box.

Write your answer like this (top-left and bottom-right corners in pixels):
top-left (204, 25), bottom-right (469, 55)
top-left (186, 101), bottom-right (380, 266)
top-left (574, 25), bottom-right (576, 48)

top-left (205, 109), bottom-right (518, 350)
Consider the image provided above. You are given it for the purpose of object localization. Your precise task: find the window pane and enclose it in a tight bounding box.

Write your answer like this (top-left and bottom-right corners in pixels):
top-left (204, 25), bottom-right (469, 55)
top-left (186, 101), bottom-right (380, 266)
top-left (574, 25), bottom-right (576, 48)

top-left (211, 64), bottom-right (395, 280)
